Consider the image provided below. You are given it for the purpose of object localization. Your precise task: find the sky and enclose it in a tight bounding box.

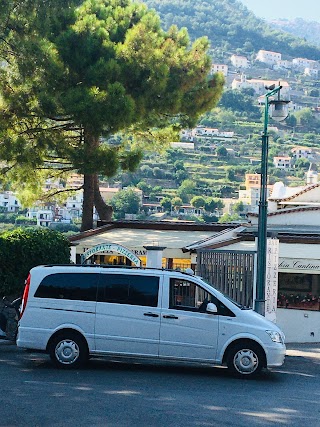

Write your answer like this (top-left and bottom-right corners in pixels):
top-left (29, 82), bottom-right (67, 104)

top-left (240, 0), bottom-right (320, 22)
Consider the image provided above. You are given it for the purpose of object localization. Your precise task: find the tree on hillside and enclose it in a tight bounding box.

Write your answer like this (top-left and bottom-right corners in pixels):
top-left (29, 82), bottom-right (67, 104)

top-left (0, 0), bottom-right (224, 231)
top-left (205, 197), bottom-right (224, 214)
top-left (190, 196), bottom-right (206, 209)
top-left (171, 196), bottom-right (182, 211)
top-left (160, 196), bottom-right (172, 212)
top-left (295, 108), bottom-right (318, 129)
top-left (110, 188), bottom-right (140, 219)
top-left (177, 179), bottom-right (196, 203)
top-left (216, 146), bottom-right (228, 158)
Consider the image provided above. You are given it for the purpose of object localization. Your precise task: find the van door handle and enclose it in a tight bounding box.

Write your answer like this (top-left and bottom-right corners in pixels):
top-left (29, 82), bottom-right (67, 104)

top-left (163, 315), bottom-right (179, 319)
top-left (144, 312), bottom-right (159, 317)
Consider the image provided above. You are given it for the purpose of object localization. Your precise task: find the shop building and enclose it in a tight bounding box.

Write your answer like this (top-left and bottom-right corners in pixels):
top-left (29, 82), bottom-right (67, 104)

top-left (69, 221), bottom-right (239, 271)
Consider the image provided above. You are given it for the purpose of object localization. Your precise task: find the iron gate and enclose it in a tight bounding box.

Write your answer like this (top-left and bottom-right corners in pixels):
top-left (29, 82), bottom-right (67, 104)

top-left (197, 250), bottom-right (256, 308)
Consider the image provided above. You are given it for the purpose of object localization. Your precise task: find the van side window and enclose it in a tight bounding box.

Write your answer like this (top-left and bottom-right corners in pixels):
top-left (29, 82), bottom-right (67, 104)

top-left (98, 274), bottom-right (159, 307)
top-left (169, 278), bottom-right (235, 316)
top-left (169, 278), bottom-right (211, 312)
top-left (34, 273), bottom-right (99, 301)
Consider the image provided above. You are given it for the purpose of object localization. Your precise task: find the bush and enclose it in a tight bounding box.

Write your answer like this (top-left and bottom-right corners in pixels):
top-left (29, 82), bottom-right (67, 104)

top-left (15, 215), bottom-right (37, 225)
top-left (49, 223), bottom-right (80, 233)
top-left (0, 213), bottom-right (18, 224)
top-left (0, 227), bottom-right (71, 296)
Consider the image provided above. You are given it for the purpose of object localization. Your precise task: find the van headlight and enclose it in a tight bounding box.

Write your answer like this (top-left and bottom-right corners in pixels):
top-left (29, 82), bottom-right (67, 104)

top-left (266, 330), bottom-right (283, 343)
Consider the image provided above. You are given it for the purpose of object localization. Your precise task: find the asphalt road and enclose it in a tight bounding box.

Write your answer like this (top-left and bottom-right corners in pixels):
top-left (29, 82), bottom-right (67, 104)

top-left (0, 340), bottom-right (319, 427)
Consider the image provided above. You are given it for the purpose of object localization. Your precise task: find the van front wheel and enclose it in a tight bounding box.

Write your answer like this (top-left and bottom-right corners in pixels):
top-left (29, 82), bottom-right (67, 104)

top-left (49, 332), bottom-right (88, 369)
top-left (226, 342), bottom-right (264, 377)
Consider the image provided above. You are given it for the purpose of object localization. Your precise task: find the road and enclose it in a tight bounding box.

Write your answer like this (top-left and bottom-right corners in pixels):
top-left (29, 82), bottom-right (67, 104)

top-left (0, 340), bottom-right (319, 427)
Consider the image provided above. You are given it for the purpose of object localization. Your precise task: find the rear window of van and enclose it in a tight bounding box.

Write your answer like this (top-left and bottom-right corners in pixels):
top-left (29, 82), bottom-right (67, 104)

top-left (34, 273), bottom-right (99, 301)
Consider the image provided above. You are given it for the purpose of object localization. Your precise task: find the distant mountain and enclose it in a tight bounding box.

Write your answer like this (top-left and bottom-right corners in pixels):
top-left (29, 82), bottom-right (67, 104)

top-left (141, 0), bottom-right (320, 60)
top-left (269, 18), bottom-right (320, 48)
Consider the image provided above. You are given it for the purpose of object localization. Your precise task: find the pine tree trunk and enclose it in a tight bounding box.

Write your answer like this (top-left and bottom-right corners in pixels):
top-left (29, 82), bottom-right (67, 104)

top-left (93, 174), bottom-right (113, 222)
top-left (80, 131), bottom-right (99, 232)
top-left (81, 173), bottom-right (95, 231)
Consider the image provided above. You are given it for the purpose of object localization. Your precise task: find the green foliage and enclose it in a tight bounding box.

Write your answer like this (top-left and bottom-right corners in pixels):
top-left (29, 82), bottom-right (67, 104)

top-left (270, 18), bottom-right (320, 48)
top-left (218, 213), bottom-right (241, 223)
top-left (216, 146), bottom-right (228, 158)
top-left (143, 0), bottom-right (320, 60)
top-left (190, 196), bottom-right (206, 208)
top-left (0, 0), bottom-right (224, 182)
top-left (202, 213), bottom-right (218, 223)
top-left (219, 89), bottom-right (260, 118)
top-left (50, 223), bottom-right (80, 233)
top-left (294, 108), bottom-right (318, 129)
top-left (294, 158), bottom-right (310, 171)
top-left (0, 227), bottom-right (71, 295)
top-left (175, 169), bottom-right (188, 184)
top-left (204, 197), bottom-right (224, 213)
top-left (171, 196), bottom-right (183, 210)
top-left (232, 200), bottom-right (244, 213)
top-left (110, 188), bottom-right (140, 219)
top-left (15, 216), bottom-right (37, 225)
top-left (0, 213), bottom-right (18, 224)
top-left (177, 179), bottom-right (196, 202)
top-left (160, 196), bottom-right (172, 212)
top-left (137, 180), bottom-right (152, 194)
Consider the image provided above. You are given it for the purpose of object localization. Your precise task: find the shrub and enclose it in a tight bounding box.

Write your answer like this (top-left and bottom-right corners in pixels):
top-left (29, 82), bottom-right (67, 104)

top-left (15, 216), bottom-right (37, 225)
top-left (0, 227), bottom-right (71, 296)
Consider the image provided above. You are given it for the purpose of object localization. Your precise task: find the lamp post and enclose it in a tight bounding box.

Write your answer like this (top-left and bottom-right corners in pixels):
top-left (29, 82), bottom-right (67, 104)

top-left (255, 84), bottom-right (289, 316)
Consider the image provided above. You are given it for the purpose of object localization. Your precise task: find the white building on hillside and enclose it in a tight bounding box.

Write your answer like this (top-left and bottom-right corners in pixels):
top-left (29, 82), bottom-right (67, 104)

top-left (0, 191), bottom-right (20, 212)
top-left (291, 146), bottom-right (314, 161)
top-left (273, 156), bottom-right (292, 169)
top-left (292, 58), bottom-right (319, 69)
top-left (274, 59), bottom-right (292, 70)
top-left (230, 55), bottom-right (249, 69)
top-left (256, 50), bottom-right (281, 65)
top-left (304, 67), bottom-right (318, 78)
top-left (232, 75), bottom-right (291, 98)
top-left (210, 63), bottom-right (228, 77)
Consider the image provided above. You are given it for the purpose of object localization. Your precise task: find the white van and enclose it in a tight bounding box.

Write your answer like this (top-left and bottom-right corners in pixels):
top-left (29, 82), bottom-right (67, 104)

top-left (17, 265), bottom-right (286, 377)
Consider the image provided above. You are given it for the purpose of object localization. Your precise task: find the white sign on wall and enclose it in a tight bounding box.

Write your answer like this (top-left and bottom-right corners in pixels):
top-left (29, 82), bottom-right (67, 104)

top-left (265, 238), bottom-right (279, 323)
top-left (81, 243), bottom-right (141, 266)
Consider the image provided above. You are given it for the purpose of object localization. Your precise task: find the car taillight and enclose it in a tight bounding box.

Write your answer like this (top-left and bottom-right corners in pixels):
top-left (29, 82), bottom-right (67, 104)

top-left (20, 274), bottom-right (31, 319)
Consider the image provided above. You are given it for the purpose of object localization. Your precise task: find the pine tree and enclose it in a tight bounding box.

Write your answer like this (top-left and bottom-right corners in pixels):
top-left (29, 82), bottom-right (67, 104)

top-left (0, 0), bottom-right (224, 230)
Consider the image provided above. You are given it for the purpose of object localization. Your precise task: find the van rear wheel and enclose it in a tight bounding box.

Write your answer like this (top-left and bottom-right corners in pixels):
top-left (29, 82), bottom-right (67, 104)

top-left (49, 331), bottom-right (88, 369)
top-left (226, 342), bottom-right (264, 377)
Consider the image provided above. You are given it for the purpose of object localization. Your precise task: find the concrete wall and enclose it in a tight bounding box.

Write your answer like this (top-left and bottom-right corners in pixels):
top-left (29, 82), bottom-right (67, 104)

top-left (276, 308), bottom-right (320, 343)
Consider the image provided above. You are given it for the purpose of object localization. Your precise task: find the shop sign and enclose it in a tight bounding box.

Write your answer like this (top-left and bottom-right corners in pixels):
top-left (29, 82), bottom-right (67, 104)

top-left (265, 238), bottom-right (279, 323)
top-left (81, 243), bottom-right (141, 266)
top-left (279, 258), bottom-right (320, 272)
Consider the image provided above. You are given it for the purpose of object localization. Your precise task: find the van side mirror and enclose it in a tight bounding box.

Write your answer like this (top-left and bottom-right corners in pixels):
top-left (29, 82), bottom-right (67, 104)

top-left (206, 302), bottom-right (218, 314)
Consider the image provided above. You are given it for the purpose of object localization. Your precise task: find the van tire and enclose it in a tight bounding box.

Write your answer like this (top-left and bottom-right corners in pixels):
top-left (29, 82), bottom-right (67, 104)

top-left (48, 331), bottom-right (89, 369)
top-left (226, 341), bottom-right (264, 378)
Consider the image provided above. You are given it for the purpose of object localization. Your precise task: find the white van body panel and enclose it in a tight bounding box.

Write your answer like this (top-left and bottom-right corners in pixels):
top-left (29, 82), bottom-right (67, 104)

top-left (17, 265), bottom-right (286, 372)
top-left (94, 302), bottom-right (161, 356)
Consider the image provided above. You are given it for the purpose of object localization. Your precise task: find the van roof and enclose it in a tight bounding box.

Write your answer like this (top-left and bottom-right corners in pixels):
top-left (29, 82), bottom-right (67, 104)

top-left (31, 264), bottom-right (196, 277)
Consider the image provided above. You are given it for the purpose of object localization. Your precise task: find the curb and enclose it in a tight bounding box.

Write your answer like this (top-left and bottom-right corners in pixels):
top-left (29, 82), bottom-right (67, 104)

top-left (286, 343), bottom-right (320, 359)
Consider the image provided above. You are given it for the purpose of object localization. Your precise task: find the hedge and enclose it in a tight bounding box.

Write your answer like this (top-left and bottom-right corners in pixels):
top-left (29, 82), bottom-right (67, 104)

top-left (0, 227), bottom-right (71, 296)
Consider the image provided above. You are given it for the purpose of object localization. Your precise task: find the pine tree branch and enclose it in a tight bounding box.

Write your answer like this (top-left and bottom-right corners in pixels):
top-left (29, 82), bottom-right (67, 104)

top-left (40, 185), bottom-right (84, 201)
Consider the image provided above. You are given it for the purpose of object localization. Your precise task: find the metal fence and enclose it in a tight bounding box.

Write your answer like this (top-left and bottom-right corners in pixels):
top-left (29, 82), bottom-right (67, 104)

top-left (197, 250), bottom-right (256, 308)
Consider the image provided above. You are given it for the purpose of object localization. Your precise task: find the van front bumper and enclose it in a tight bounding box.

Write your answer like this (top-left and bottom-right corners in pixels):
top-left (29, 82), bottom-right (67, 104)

top-left (266, 343), bottom-right (286, 367)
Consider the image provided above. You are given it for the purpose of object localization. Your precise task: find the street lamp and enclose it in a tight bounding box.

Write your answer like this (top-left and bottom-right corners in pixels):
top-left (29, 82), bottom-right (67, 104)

top-left (255, 84), bottom-right (289, 316)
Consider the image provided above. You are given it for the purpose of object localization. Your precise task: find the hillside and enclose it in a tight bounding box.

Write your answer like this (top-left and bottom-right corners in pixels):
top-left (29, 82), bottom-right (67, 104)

top-left (141, 0), bottom-right (320, 60)
top-left (270, 18), bottom-right (320, 48)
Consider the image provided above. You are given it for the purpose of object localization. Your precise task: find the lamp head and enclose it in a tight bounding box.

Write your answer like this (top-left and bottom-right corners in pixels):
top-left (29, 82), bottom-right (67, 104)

top-left (265, 83), bottom-right (275, 90)
top-left (269, 100), bottom-right (290, 122)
